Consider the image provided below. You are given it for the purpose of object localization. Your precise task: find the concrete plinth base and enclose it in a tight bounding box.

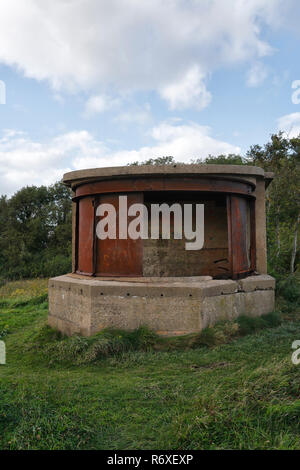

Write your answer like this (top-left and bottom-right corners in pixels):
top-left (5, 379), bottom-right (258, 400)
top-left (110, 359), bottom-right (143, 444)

top-left (48, 274), bottom-right (275, 337)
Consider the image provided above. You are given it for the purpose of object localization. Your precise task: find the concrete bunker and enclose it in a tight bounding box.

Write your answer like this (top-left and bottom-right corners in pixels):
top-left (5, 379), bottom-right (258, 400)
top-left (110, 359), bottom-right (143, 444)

top-left (48, 164), bottom-right (275, 336)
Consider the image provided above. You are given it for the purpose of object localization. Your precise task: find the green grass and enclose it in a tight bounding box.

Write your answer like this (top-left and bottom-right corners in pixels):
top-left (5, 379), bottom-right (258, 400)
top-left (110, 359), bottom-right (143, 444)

top-left (0, 279), bottom-right (300, 450)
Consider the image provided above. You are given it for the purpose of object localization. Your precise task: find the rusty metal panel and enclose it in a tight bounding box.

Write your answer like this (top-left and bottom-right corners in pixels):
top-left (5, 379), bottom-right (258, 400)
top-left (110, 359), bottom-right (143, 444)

top-left (226, 195), bottom-right (233, 277)
top-left (74, 200), bottom-right (79, 273)
top-left (95, 193), bottom-right (143, 276)
top-left (74, 177), bottom-right (254, 199)
top-left (228, 195), bottom-right (251, 278)
top-left (250, 199), bottom-right (256, 272)
top-left (77, 196), bottom-right (94, 275)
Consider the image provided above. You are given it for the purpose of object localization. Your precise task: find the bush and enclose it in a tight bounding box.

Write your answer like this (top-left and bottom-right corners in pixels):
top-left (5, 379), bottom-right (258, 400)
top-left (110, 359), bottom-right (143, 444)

top-left (0, 325), bottom-right (9, 339)
top-left (30, 326), bottom-right (160, 366)
top-left (237, 312), bottom-right (281, 336)
top-left (277, 276), bottom-right (300, 304)
top-left (41, 254), bottom-right (72, 278)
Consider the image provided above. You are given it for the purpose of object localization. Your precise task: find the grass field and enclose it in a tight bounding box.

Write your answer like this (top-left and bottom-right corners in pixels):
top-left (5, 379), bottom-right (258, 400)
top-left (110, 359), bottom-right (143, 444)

top-left (0, 279), bottom-right (299, 450)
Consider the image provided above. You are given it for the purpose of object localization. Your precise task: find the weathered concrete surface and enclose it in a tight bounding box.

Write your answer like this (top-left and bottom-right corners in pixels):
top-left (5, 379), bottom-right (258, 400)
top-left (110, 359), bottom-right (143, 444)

top-left (143, 198), bottom-right (229, 277)
top-left (63, 164), bottom-right (268, 189)
top-left (238, 274), bottom-right (275, 292)
top-left (48, 274), bottom-right (275, 337)
top-left (253, 178), bottom-right (268, 274)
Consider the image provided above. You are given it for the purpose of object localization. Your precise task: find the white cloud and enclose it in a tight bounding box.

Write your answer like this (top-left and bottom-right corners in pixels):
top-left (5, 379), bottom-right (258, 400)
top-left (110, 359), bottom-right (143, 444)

top-left (246, 62), bottom-right (269, 87)
top-left (0, 0), bottom-right (288, 109)
top-left (83, 94), bottom-right (119, 117)
top-left (277, 112), bottom-right (300, 138)
top-left (149, 122), bottom-right (240, 158)
top-left (114, 103), bottom-right (151, 126)
top-left (160, 66), bottom-right (211, 110)
top-left (0, 123), bottom-right (240, 196)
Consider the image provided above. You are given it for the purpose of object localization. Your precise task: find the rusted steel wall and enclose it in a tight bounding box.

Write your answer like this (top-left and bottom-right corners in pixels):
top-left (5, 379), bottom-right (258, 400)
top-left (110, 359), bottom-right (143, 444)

top-left (72, 193), bottom-right (77, 273)
top-left (74, 177), bottom-right (254, 198)
top-left (74, 181), bottom-right (255, 278)
top-left (95, 193), bottom-right (143, 276)
top-left (227, 195), bottom-right (253, 279)
top-left (76, 196), bottom-right (94, 275)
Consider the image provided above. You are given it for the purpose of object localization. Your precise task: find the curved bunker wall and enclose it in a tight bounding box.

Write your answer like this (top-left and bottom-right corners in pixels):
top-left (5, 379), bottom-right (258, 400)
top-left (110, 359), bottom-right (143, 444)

top-left (48, 164), bottom-right (275, 336)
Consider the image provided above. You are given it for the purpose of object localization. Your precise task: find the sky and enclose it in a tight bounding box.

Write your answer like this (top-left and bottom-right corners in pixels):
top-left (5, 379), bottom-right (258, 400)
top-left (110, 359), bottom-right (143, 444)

top-left (0, 0), bottom-right (300, 196)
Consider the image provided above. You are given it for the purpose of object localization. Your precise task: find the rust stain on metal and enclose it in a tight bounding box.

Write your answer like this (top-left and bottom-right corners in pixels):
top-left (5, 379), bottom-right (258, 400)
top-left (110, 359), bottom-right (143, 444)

top-left (74, 177), bottom-right (254, 199)
top-left (76, 197), bottom-right (94, 275)
top-left (250, 199), bottom-right (256, 272)
top-left (228, 195), bottom-right (253, 279)
top-left (95, 193), bottom-right (143, 276)
top-left (74, 175), bottom-right (256, 279)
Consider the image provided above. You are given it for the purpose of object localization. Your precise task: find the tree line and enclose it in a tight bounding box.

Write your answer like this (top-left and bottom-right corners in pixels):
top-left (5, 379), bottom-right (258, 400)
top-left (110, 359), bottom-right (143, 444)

top-left (0, 182), bottom-right (72, 282)
top-left (0, 132), bottom-right (299, 283)
top-left (134, 132), bottom-right (300, 277)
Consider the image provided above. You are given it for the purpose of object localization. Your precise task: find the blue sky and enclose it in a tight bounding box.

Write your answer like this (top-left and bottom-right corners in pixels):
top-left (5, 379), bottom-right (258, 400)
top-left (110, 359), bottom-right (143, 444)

top-left (0, 0), bottom-right (300, 196)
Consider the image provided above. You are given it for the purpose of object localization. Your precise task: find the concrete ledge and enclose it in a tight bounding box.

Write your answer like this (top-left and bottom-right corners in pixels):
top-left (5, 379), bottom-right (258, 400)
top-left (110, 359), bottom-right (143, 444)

top-left (238, 274), bottom-right (275, 292)
top-left (63, 164), bottom-right (268, 189)
top-left (48, 274), bottom-right (275, 337)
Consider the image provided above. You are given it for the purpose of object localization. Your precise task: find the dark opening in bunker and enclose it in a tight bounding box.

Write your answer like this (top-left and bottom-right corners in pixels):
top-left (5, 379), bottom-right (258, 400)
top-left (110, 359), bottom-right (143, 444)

top-left (143, 192), bottom-right (230, 278)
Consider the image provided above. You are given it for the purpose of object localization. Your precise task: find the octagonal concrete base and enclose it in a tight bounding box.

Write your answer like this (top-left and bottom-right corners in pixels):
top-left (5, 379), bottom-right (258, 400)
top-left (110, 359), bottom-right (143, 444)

top-left (48, 274), bottom-right (275, 337)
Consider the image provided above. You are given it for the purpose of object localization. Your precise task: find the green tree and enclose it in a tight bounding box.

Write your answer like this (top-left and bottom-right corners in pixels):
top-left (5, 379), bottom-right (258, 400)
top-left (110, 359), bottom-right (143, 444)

top-left (0, 182), bottom-right (72, 280)
top-left (247, 133), bottom-right (300, 274)
top-left (129, 156), bottom-right (176, 166)
top-left (194, 154), bottom-right (247, 165)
